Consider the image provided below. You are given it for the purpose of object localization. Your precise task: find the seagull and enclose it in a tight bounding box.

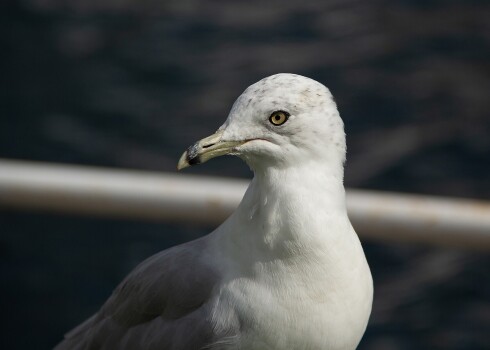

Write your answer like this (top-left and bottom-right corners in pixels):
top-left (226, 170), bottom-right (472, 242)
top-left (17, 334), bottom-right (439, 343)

top-left (55, 73), bottom-right (373, 350)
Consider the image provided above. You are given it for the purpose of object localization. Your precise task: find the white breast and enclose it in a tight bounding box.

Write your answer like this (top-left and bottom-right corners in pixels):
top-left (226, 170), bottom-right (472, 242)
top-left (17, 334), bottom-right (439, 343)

top-left (209, 223), bottom-right (372, 350)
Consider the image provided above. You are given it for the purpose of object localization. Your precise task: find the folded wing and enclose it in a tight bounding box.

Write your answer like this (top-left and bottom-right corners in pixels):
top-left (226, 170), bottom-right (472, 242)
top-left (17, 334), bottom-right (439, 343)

top-left (54, 237), bottom-right (224, 350)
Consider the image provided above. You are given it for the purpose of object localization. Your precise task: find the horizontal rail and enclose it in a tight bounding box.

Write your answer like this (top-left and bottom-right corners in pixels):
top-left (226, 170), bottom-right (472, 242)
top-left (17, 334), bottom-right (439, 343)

top-left (1, 158), bottom-right (489, 250)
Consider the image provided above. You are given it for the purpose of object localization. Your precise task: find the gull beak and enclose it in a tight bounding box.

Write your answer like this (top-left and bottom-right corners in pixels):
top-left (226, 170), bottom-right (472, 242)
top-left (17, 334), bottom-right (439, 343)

top-left (177, 130), bottom-right (246, 170)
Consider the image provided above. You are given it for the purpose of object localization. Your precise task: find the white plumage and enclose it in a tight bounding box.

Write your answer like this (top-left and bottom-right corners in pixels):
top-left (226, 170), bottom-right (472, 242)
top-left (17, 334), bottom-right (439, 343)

top-left (55, 73), bottom-right (373, 350)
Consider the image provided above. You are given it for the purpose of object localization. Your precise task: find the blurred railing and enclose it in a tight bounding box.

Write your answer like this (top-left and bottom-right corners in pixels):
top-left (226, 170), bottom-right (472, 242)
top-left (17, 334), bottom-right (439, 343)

top-left (1, 158), bottom-right (489, 250)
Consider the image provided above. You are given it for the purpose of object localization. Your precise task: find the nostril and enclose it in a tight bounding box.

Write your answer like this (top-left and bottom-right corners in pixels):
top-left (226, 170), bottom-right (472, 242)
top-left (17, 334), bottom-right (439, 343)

top-left (202, 143), bottom-right (215, 149)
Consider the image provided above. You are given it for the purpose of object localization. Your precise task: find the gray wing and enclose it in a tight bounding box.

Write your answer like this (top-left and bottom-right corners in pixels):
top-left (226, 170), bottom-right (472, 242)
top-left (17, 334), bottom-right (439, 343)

top-left (54, 237), bottom-right (232, 350)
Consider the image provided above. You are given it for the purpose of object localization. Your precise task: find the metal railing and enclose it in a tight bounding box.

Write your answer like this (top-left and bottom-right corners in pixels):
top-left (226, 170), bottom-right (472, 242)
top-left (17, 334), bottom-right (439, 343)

top-left (1, 158), bottom-right (489, 250)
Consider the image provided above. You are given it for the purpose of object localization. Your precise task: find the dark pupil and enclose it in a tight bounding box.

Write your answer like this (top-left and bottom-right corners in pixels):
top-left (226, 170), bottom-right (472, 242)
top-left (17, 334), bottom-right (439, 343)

top-left (275, 115), bottom-right (281, 120)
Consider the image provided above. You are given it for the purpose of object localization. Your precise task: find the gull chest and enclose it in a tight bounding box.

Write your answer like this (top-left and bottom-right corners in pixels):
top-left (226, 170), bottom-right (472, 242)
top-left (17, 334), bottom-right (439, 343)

top-left (218, 257), bottom-right (371, 350)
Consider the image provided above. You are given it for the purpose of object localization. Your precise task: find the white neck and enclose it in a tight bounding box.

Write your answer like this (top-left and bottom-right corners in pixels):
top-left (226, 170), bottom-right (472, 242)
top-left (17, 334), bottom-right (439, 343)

top-left (218, 161), bottom-right (351, 257)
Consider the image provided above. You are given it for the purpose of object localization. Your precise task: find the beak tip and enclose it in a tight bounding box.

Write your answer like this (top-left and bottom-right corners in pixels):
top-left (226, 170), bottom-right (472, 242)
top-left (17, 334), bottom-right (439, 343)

top-left (177, 130), bottom-right (227, 171)
top-left (177, 152), bottom-right (190, 171)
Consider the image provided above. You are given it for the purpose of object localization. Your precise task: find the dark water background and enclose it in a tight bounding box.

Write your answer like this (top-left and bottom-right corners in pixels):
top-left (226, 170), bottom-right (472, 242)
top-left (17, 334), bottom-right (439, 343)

top-left (1, 0), bottom-right (489, 349)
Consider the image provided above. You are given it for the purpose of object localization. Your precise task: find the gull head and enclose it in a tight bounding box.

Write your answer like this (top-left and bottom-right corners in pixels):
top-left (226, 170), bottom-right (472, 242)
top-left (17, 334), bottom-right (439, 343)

top-left (178, 73), bottom-right (346, 173)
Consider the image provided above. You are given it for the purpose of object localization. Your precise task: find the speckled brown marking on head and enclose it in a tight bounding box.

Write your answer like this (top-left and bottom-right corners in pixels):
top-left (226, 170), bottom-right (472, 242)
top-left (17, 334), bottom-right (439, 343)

top-left (213, 73), bottom-right (347, 173)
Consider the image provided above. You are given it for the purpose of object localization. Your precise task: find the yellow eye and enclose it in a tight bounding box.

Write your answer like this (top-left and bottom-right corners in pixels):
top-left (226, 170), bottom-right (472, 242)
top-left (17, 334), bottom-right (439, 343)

top-left (269, 111), bottom-right (290, 126)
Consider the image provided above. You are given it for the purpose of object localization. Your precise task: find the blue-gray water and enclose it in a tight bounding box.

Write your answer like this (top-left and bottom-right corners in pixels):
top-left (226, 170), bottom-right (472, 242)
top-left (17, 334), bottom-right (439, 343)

top-left (1, 0), bottom-right (489, 349)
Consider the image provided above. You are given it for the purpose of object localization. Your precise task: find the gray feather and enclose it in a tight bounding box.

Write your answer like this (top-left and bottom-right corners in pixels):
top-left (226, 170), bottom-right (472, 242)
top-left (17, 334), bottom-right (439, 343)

top-left (54, 237), bottom-right (234, 350)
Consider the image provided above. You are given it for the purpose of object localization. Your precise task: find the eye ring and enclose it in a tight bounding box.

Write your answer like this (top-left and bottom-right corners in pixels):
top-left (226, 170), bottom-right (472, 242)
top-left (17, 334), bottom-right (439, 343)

top-left (269, 111), bottom-right (290, 126)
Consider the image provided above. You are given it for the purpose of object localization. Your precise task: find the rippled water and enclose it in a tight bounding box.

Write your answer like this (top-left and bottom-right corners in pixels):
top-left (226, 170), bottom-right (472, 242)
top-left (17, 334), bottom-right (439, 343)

top-left (1, 1), bottom-right (489, 349)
